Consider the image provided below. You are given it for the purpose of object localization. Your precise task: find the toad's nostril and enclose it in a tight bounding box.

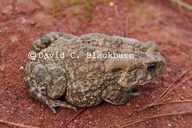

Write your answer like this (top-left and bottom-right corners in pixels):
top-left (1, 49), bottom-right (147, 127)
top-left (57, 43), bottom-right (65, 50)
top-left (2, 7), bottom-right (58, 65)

top-left (112, 68), bottom-right (122, 72)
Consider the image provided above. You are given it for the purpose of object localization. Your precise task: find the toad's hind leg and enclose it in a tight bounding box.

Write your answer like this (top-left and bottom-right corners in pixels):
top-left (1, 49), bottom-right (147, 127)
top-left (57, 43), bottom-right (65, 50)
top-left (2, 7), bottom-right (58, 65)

top-left (33, 32), bottom-right (76, 52)
top-left (24, 61), bottom-right (77, 113)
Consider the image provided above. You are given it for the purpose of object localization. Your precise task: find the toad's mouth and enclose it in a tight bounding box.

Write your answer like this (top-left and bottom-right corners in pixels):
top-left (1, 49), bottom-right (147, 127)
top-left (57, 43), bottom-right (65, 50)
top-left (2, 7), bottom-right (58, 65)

top-left (117, 68), bottom-right (157, 88)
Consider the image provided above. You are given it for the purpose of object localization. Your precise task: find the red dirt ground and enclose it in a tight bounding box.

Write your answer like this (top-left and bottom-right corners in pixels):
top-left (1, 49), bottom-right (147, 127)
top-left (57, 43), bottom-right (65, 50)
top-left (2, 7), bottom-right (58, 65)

top-left (0, 0), bottom-right (192, 127)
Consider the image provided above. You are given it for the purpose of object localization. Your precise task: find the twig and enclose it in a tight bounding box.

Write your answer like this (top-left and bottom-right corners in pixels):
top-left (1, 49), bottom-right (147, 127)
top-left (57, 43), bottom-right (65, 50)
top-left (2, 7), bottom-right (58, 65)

top-left (148, 68), bottom-right (190, 107)
top-left (0, 119), bottom-right (37, 128)
top-left (125, 16), bottom-right (128, 37)
top-left (150, 74), bottom-right (192, 107)
top-left (63, 108), bottom-right (85, 127)
top-left (114, 5), bottom-right (119, 18)
top-left (152, 99), bottom-right (192, 106)
top-left (165, 75), bottom-right (192, 94)
top-left (120, 111), bottom-right (192, 127)
top-left (170, 0), bottom-right (192, 10)
top-left (135, 69), bottom-right (191, 112)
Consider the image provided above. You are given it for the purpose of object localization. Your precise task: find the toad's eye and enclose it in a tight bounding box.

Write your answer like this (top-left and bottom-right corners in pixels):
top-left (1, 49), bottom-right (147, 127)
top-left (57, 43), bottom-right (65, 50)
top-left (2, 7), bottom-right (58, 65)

top-left (146, 63), bottom-right (156, 72)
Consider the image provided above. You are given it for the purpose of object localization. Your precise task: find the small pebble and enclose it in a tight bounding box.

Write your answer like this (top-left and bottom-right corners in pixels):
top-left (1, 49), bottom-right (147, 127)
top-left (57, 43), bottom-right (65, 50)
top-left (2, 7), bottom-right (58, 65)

top-left (2, 5), bottom-right (13, 15)
top-left (180, 96), bottom-right (184, 100)
top-left (109, 2), bottom-right (114, 7)
top-left (88, 115), bottom-right (93, 119)
top-left (10, 35), bottom-right (18, 43)
top-left (20, 66), bottom-right (24, 70)
top-left (126, 103), bottom-right (131, 107)
top-left (168, 123), bottom-right (172, 127)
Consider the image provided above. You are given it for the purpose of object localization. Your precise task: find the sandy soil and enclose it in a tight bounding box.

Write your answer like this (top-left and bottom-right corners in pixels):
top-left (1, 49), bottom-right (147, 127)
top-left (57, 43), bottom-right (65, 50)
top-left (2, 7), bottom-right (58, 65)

top-left (0, 0), bottom-right (192, 127)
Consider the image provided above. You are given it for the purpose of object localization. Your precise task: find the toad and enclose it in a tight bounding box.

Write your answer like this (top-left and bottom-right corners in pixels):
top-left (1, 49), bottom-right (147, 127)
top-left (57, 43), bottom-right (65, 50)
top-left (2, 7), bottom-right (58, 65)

top-left (24, 32), bottom-right (166, 113)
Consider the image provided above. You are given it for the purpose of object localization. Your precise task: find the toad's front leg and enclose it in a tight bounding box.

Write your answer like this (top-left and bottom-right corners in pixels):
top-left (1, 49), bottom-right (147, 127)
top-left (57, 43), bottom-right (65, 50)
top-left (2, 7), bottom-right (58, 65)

top-left (24, 61), bottom-right (77, 113)
top-left (101, 86), bottom-right (139, 105)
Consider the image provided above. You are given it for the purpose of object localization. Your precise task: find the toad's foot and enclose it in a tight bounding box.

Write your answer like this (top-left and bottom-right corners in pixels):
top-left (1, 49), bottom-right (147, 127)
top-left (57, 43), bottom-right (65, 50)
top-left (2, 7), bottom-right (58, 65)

top-left (129, 90), bottom-right (141, 97)
top-left (33, 32), bottom-right (76, 52)
top-left (47, 99), bottom-right (77, 113)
